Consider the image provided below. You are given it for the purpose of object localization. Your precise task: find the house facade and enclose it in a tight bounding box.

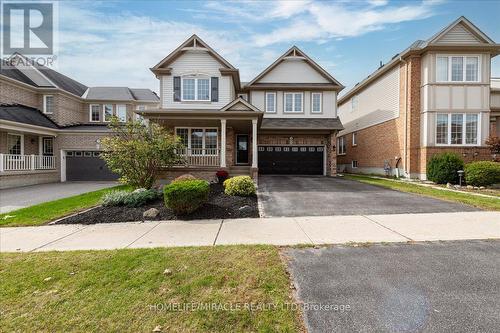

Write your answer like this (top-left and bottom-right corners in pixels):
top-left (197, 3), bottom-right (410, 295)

top-left (141, 35), bottom-right (344, 181)
top-left (336, 17), bottom-right (500, 179)
top-left (0, 55), bottom-right (159, 189)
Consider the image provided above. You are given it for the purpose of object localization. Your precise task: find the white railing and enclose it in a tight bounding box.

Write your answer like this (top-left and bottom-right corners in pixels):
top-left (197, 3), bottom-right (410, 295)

top-left (0, 154), bottom-right (56, 172)
top-left (177, 148), bottom-right (220, 167)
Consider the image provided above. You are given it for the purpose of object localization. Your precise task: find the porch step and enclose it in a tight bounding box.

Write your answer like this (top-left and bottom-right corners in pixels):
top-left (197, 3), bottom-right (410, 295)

top-left (228, 166), bottom-right (252, 176)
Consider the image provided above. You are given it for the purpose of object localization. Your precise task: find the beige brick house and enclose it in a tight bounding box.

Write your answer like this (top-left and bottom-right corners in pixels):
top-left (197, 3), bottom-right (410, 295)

top-left (337, 17), bottom-right (500, 179)
top-left (140, 35), bottom-right (344, 181)
top-left (0, 54), bottom-right (159, 189)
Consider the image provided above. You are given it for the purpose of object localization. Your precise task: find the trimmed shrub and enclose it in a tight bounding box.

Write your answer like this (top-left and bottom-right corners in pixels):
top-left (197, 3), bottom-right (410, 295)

top-left (171, 174), bottom-right (197, 184)
top-left (465, 161), bottom-right (500, 187)
top-left (102, 189), bottom-right (161, 207)
top-left (426, 153), bottom-right (464, 184)
top-left (163, 179), bottom-right (210, 215)
top-left (223, 176), bottom-right (256, 196)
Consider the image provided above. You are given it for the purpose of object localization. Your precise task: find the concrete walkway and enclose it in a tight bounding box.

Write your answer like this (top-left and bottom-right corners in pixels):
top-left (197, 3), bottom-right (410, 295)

top-left (0, 181), bottom-right (118, 213)
top-left (1, 211), bottom-right (499, 252)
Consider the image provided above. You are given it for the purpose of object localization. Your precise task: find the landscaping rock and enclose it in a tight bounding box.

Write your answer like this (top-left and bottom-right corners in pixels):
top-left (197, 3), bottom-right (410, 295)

top-left (163, 268), bottom-right (172, 275)
top-left (143, 208), bottom-right (159, 219)
top-left (474, 186), bottom-right (480, 190)
top-left (238, 205), bottom-right (253, 214)
top-left (446, 183), bottom-right (452, 188)
top-left (479, 186), bottom-right (485, 190)
top-left (466, 185), bottom-right (474, 189)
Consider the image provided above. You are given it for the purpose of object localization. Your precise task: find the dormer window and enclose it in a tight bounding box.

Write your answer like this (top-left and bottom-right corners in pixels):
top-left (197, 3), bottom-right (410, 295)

top-left (181, 77), bottom-right (210, 101)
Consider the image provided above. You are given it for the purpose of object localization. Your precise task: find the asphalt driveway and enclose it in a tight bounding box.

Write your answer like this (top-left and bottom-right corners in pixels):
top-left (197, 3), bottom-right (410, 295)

top-left (285, 240), bottom-right (500, 333)
top-left (257, 175), bottom-right (478, 217)
top-left (0, 181), bottom-right (118, 213)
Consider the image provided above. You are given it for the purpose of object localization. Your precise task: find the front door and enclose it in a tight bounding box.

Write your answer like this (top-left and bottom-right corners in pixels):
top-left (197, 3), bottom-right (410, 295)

top-left (236, 135), bottom-right (249, 164)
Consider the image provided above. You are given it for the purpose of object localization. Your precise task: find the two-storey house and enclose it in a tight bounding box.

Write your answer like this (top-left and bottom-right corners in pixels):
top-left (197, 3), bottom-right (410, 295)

top-left (337, 17), bottom-right (500, 179)
top-left (141, 35), bottom-right (344, 181)
top-left (0, 54), bottom-right (158, 189)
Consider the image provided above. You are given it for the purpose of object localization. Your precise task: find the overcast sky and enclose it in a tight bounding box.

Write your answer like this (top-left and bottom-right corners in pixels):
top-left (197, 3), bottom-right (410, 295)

top-left (51, 0), bottom-right (500, 95)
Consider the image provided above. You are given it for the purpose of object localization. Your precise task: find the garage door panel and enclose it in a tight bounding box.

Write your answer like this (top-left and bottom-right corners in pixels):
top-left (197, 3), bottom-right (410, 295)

top-left (258, 146), bottom-right (323, 175)
top-left (66, 151), bottom-right (119, 181)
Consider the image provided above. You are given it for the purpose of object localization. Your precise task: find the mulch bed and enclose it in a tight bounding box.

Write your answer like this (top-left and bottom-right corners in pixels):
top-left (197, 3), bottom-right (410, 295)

top-left (55, 183), bottom-right (259, 225)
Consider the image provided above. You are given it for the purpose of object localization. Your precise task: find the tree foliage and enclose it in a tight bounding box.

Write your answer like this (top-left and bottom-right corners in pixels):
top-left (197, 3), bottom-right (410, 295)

top-left (101, 118), bottom-right (183, 189)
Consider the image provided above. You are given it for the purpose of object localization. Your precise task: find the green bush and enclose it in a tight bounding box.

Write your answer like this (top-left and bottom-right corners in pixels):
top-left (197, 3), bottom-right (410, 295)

top-left (163, 179), bottom-right (209, 215)
top-left (102, 189), bottom-right (160, 207)
top-left (223, 176), bottom-right (256, 196)
top-left (427, 153), bottom-right (464, 184)
top-left (465, 161), bottom-right (500, 187)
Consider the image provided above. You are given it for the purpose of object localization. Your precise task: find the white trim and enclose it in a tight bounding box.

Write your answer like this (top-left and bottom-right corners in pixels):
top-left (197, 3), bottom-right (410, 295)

top-left (352, 132), bottom-right (357, 146)
top-left (265, 92), bottom-right (277, 113)
top-left (311, 92), bottom-right (322, 113)
top-left (436, 54), bottom-right (481, 83)
top-left (0, 120), bottom-right (58, 136)
top-left (116, 104), bottom-right (127, 122)
top-left (435, 112), bottom-right (480, 146)
top-left (60, 150), bottom-right (66, 182)
top-left (283, 92), bottom-right (304, 113)
top-left (181, 76), bottom-right (211, 102)
top-left (89, 104), bottom-right (100, 122)
top-left (337, 136), bottom-right (346, 155)
top-left (7, 133), bottom-right (24, 155)
top-left (43, 95), bottom-right (54, 114)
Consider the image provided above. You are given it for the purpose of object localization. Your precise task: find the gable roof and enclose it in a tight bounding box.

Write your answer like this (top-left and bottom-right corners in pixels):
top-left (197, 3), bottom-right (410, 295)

top-left (0, 104), bottom-right (59, 129)
top-left (427, 16), bottom-right (495, 45)
top-left (151, 35), bottom-right (236, 71)
top-left (338, 16), bottom-right (500, 104)
top-left (85, 87), bottom-right (159, 102)
top-left (246, 46), bottom-right (344, 89)
top-left (219, 97), bottom-right (262, 113)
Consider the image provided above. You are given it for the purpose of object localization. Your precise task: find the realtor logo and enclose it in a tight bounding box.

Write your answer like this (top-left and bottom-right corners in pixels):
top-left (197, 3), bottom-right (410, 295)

top-left (1, 2), bottom-right (54, 55)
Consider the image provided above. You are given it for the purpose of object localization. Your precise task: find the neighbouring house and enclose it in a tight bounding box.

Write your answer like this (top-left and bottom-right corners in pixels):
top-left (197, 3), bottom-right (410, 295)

top-left (0, 54), bottom-right (159, 189)
top-left (140, 35), bottom-right (344, 181)
top-left (336, 16), bottom-right (500, 179)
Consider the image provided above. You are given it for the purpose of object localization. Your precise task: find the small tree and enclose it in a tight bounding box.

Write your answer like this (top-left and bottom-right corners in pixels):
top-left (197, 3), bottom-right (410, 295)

top-left (101, 118), bottom-right (183, 189)
top-left (485, 136), bottom-right (500, 155)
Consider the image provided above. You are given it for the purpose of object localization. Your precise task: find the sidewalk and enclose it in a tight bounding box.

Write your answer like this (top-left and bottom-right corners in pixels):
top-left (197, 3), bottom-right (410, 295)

top-left (1, 211), bottom-right (499, 252)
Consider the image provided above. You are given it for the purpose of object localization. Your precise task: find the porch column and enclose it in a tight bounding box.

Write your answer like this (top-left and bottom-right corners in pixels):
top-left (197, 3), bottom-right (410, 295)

top-left (252, 118), bottom-right (258, 168)
top-left (220, 119), bottom-right (227, 168)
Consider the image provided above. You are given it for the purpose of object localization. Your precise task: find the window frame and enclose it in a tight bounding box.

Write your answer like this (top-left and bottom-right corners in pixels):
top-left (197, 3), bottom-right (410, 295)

top-left (42, 137), bottom-right (54, 156)
top-left (181, 76), bottom-right (211, 102)
top-left (352, 132), bottom-right (357, 146)
top-left (89, 104), bottom-right (100, 122)
top-left (43, 95), bottom-right (54, 114)
top-left (436, 55), bottom-right (481, 83)
top-left (7, 133), bottom-right (24, 155)
top-left (311, 92), bottom-right (322, 113)
top-left (352, 160), bottom-right (358, 168)
top-left (337, 136), bottom-right (346, 155)
top-left (351, 95), bottom-right (358, 112)
top-left (175, 127), bottom-right (219, 155)
top-left (435, 113), bottom-right (481, 146)
top-left (116, 104), bottom-right (127, 122)
top-left (103, 104), bottom-right (113, 122)
top-left (265, 92), bottom-right (277, 113)
top-left (283, 92), bottom-right (304, 113)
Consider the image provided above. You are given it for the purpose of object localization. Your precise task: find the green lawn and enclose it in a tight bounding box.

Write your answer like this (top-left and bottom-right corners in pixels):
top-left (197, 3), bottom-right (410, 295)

top-left (0, 185), bottom-right (130, 227)
top-left (345, 174), bottom-right (500, 211)
top-left (0, 246), bottom-right (302, 332)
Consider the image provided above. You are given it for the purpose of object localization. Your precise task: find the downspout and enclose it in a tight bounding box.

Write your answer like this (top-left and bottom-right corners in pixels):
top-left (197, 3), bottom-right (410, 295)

top-left (400, 56), bottom-right (409, 178)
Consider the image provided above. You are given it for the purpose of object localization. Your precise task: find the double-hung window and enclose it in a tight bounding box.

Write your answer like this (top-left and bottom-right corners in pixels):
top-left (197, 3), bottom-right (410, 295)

top-left (311, 93), bottom-right (322, 113)
top-left (265, 92), bottom-right (276, 113)
top-left (176, 128), bottom-right (218, 155)
top-left (337, 136), bottom-right (346, 155)
top-left (436, 113), bottom-right (479, 145)
top-left (43, 95), bottom-right (54, 114)
top-left (116, 105), bottom-right (127, 122)
top-left (182, 77), bottom-right (210, 101)
top-left (436, 55), bottom-right (480, 82)
top-left (284, 92), bottom-right (303, 112)
top-left (7, 134), bottom-right (23, 155)
top-left (90, 104), bottom-right (100, 122)
top-left (104, 104), bottom-right (113, 122)
top-left (42, 137), bottom-right (54, 156)
top-left (351, 95), bottom-right (358, 112)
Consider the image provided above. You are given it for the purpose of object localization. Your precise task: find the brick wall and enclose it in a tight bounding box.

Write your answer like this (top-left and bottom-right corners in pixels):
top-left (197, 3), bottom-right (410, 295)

top-left (406, 56), bottom-right (422, 175)
top-left (0, 79), bottom-right (41, 108)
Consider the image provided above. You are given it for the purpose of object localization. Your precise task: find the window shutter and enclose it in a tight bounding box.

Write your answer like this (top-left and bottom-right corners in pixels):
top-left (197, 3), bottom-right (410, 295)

top-left (173, 76), bottom-right (181, 101)
top-left (211, 77), bottom-right (218, 102)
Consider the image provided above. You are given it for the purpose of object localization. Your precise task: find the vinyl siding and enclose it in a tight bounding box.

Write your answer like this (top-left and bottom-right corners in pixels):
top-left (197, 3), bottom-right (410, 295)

top-left (434, 23), bottom-right (483, 45)
top-left (161, 50), bottom-right (233, 109)
top-left (491, 91), bottom-right (500, 109)
top-left (338, 66), bottom-right (400, 135)
top-left (258, 59), bottom-right (330, 84)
